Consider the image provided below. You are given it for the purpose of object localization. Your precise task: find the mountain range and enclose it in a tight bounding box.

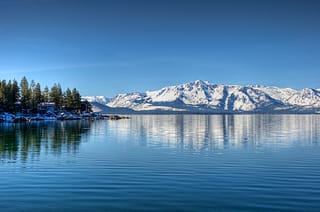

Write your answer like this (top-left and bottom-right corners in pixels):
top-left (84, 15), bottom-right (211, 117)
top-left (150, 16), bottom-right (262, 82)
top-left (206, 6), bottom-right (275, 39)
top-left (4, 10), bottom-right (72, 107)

top-left (83, 80), bottom-right (320, 114)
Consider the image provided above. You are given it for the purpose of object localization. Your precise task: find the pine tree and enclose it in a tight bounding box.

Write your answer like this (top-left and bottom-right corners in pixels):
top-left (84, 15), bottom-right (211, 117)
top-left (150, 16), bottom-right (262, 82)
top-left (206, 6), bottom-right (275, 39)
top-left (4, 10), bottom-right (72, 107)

top-left (43, 86), bottom-right (49, 102)
top-left (6, 80), bottom-right (13, 112)
top-left (50, 83), bottom-right (63, 109)
top-left (0, 80), bottom-right (7, 111)
top-left (9, 80), bottom-right (20, 112)
top-left (0, 80), bottom-right (19, 112)
top-left (72, 88), bottom-right (81, 113)
top-left (64, 88), bottom-right (73, 110)
top-left (0, 76), bottom-right (86, 113)
top-left (3, 80), bottom-right (11, 111)
top-left (20, 76), bottom-right (31, 110)
top-left (32, 83), bottom-right (42, 111)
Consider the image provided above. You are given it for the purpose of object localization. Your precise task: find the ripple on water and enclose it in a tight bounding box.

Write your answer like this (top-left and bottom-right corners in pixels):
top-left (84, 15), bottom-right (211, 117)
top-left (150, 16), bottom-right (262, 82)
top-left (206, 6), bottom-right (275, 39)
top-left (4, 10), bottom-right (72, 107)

top-left (1, 115), bottom-right (320, 211)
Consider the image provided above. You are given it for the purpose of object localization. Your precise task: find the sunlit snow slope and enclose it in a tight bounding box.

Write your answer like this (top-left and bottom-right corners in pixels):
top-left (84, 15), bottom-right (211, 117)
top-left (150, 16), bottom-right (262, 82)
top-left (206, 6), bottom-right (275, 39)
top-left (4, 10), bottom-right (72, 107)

top-left (84, 80), bottom-right (320, 113)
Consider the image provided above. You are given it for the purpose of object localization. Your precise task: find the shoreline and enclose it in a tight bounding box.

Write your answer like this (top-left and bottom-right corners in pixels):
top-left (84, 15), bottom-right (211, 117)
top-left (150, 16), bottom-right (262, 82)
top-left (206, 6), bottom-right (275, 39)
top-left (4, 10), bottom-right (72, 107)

top-left (0, 112), bottom-right (129, 123)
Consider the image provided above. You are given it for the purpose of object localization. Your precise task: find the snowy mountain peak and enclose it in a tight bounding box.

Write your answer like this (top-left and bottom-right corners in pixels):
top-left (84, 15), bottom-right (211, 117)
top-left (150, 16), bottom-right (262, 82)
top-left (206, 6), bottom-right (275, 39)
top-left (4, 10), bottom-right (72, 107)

top-left (84, 81), bottom-right (320, 113)
top-left (82, 96), bottom-right (110, 105)
top-left (192, 80), bottom-right (210, 86)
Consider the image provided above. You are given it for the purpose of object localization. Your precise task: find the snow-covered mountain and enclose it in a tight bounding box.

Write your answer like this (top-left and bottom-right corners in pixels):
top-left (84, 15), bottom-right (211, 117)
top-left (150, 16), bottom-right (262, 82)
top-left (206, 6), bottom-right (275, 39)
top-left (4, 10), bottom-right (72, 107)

top-left (82, 96), bottom-right (110, 105)
top-left (84, 80), bottom-right (320, 113)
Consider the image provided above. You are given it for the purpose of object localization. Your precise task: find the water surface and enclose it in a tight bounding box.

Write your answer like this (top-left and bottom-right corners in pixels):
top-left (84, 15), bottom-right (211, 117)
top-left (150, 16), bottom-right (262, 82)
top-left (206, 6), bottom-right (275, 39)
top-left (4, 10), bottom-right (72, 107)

top-left (1, 115), bottom-right (320, 211)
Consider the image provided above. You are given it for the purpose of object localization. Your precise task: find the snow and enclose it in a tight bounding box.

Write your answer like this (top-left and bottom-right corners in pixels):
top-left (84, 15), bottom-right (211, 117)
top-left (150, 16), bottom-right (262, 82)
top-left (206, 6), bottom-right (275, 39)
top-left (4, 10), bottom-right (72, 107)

top-left (252, 86), bottom-right (297, 103)
top-left (286, 88), bottom-right (320, 107)
top-left (82, 96), bottom-right (110, 105)
top-left (85, 80), bottom-right (320, 113)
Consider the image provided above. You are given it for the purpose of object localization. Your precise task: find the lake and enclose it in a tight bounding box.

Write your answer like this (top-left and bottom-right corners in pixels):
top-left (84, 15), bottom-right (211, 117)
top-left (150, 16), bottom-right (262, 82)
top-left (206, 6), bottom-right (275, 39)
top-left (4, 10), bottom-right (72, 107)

top-left (1, 115), bottom-right (320, 211)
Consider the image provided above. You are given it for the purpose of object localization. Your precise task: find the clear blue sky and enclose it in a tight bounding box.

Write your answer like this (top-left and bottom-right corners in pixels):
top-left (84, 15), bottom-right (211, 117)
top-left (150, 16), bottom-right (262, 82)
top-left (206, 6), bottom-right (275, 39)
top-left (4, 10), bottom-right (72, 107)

top-left (0, 0), bottom-right (320, 96)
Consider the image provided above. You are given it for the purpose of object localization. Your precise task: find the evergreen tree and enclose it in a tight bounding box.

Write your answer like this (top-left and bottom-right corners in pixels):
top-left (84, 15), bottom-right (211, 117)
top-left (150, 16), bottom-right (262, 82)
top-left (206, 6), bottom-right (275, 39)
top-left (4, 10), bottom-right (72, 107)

top-left (71, 88), bottom-right (81, 113)
top-left (64, 88), bottom-right (73, 110)
top-left (8, 80), bottom-right (20, 112)
top-left (0, 80), bottom-right (7, 111)
top-left (31, 83), bottom-right (42, 111)
top-left (6, 80), bottom-right (13, 112)
top-left (30, 80), bottom-right (36, 92)
top-left (0, 80), bottom-right (19, 112)
top-left (43, 86), bottom-right (49, 102)
top-left (20, 76), bottom-right (31, 110)
top-left (81, 100), bottom-right (92, 112)
top-left (3, 80), bottom-right (11, 111)
top-left (50, 83), bottom-right (63, 109)
top-left (0, 76), bottom-right (86, 113)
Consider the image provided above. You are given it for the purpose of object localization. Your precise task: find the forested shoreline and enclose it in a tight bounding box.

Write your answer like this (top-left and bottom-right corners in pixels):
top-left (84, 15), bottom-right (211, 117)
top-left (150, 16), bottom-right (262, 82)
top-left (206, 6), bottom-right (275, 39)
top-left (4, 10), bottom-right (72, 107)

top-left (0, 76), bottom-right (82, 113)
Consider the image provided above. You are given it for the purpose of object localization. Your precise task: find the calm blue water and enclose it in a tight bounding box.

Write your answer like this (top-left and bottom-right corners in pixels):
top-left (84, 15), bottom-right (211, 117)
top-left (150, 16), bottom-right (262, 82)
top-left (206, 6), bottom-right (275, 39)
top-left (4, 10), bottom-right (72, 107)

top-left (1, 115), bottom-right (320, 211)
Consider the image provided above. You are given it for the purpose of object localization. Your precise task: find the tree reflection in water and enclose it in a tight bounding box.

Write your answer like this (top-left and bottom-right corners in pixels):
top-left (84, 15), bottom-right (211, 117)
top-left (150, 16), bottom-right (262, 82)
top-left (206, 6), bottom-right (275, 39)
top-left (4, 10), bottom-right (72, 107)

top-left (0, 121), bottom-right (92, 162)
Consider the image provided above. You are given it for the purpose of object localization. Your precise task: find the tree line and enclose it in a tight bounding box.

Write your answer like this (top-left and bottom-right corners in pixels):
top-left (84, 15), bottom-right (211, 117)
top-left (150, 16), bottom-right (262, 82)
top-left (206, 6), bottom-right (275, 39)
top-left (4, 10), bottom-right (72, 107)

top-left (0, 76), bottom-right (82, 113)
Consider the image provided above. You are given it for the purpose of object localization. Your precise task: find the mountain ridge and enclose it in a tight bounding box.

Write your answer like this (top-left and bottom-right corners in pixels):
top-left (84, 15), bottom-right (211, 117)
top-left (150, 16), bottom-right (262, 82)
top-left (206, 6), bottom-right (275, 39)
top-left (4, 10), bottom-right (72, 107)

top-left (83, 80), bottom-right (320, 114)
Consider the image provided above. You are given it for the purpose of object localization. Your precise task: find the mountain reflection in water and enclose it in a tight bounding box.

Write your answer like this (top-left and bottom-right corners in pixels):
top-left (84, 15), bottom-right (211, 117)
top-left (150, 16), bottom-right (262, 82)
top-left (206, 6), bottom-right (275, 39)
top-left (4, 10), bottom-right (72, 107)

top-left (1, 115), bottom-right (320, 162)
top-left (1, 115), bottom-right (320, 211)
top-left (106, 115), bottom-right (320, 150)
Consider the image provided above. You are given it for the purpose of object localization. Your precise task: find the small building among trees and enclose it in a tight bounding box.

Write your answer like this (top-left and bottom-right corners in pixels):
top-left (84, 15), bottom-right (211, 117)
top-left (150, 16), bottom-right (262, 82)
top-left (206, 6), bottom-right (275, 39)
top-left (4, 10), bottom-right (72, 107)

top-left (0, 76), bottom-right (87, 114)
top-left (38, 102), bottom-right (56, 114)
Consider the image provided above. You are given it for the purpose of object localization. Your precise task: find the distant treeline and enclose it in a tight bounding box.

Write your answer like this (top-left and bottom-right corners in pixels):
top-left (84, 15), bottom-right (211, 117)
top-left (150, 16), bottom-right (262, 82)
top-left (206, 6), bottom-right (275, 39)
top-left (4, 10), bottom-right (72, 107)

top-left (0, 76), bottom-right (82, 113)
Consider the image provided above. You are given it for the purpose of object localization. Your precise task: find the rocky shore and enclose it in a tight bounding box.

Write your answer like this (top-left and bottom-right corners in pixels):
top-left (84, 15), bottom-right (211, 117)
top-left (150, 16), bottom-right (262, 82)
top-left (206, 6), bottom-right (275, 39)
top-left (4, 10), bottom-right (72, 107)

top-left (0, 112), bottom-right (129, 123)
